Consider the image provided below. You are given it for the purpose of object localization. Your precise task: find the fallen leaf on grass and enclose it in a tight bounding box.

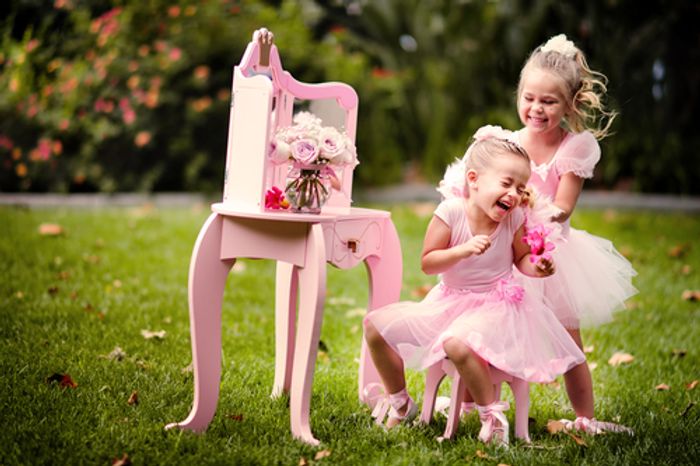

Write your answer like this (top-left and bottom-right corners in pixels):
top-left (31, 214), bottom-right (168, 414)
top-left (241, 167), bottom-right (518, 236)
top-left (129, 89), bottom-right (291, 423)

top-left (672, 349), bottom-right (687, 358)
top-left (127, 390), bottom-right (138, 405)
top-left (681, 290), bottom-right (700, 301)
top-left (102, 346), bottom-right (127, 361)
top-left (587, 362), bottom-right (598, 371)
top-left (226, 413), bottom-right (243, 421)
top-left (112, 453), bottom-right (131, 466)
top-left (46, 373), bottom-right (77, 388)
top-left (475, 449), bottom-right (491, 459)
top-left (39, 223), bottom-right (64, 236)
top-left (681, 264), bottom-right (692, 275)
top-left (668, 243), bottom-right (691, 258)
top-left (56, 271), bottom-right (71, 280)
top-left (410, 284), bottom-right (433, 298)
top-left (655, 384), bottom-right (670, 391)
top-left (567, 432), bottom-right (587, 447)
top-left (314, 450), bottom-right (331, 460)
top-left (687, 380), bottom-right (698, 390)
top-left (583, 345), bottom-right (595, 354)
top-left (140, 329), bottom-right (166, 340)
top-left (298, 458), bottom-right (308, 466)
top-left (608, 352), bottom-right (634, 366)
top-left (48, 285), bottom-right (59, 296)
top-left (547, 420), bottom-right (567, 434)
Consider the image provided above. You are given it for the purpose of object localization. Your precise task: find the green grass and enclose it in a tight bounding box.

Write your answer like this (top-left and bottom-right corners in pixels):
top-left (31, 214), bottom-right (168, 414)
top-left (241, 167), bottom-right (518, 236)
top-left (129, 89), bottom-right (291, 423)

top-left (1, 203), bottom-right (699, 465)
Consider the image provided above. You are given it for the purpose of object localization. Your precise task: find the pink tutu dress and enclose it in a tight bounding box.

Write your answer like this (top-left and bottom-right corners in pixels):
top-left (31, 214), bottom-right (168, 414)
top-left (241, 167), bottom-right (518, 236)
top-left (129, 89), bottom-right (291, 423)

top-left (364, 198), bottom-right (586, 383)
top-left (511, 130), bottom-right (638, 329)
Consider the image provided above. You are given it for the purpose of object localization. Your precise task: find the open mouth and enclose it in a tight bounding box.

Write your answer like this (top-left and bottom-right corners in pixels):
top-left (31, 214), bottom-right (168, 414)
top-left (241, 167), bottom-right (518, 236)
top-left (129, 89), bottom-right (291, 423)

top-left (496, 200), bottom-right (512, 212)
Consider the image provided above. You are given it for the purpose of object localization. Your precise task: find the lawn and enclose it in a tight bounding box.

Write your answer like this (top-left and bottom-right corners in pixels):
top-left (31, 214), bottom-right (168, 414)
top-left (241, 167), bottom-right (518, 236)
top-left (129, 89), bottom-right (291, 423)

top-left (1, 202), bottom-right (699, 465)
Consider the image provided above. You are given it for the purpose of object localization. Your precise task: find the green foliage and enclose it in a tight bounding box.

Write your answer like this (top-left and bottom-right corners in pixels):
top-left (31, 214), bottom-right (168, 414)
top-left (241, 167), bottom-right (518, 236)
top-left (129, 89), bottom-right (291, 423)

top-left (1, 1), bottom-right (699, 193)
top-left (1, 204), bottom-right (699, 464)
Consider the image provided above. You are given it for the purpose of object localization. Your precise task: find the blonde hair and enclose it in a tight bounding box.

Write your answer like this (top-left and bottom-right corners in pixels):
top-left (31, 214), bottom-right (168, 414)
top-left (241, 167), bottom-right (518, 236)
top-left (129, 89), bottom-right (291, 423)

top-left (465, 137), bottom-right (530, 172)
top-left (517, 36), bottom-right (617, 140)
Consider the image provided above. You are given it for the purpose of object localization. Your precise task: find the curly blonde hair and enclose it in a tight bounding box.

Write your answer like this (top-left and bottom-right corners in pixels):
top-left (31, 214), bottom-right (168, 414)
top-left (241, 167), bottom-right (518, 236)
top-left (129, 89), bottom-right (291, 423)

top-left (517, 38), bottom-right (617, 140)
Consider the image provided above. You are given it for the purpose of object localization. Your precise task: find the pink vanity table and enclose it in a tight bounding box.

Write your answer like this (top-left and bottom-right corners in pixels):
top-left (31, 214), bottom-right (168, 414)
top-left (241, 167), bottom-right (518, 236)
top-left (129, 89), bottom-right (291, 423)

top-left (165, 29), bottom-right (402, 445)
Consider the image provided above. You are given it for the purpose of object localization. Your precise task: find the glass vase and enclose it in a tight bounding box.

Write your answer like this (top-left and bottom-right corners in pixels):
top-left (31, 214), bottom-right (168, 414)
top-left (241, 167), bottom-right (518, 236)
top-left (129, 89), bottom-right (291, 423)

top-left (284, 163), bottom-right (332, 214)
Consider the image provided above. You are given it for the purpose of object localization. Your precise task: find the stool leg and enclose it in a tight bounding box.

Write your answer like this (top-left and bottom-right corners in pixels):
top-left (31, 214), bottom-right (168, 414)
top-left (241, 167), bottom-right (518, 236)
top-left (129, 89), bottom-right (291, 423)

top-left (420, 363), bottom-right (446, 425)
top-left (166, 213), bottom-right (233, 432)
top-left (443, 372), bottom-right (466, 439)
top-left (272, 261), bottom-right (297, 398)
top-left (510, 379), bottom-right (531, 442)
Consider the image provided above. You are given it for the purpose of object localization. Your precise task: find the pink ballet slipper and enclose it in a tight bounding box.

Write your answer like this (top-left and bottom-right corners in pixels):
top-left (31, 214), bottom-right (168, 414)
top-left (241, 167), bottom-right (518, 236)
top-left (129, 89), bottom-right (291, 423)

top-left (477, 401), bottom-right (510, 446)
top-left (370, 387), bottom-right (418, 428)
top-left (559, 416), bottom-right (634, 435)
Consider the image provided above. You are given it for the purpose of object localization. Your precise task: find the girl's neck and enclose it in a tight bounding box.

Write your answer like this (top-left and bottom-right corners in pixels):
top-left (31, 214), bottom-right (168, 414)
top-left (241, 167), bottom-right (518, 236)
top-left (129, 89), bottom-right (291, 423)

top-left (465, 198), bottom-right (498, 235)
top-left (521, 126), bottom-right (565, 165)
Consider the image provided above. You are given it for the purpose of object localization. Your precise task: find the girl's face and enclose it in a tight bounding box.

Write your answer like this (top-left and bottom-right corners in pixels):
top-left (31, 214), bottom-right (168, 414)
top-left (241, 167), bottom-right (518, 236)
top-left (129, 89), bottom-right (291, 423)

top-left (468, 153), bottom-right (530, 223)
top-left (518, 67), bottom-right (568, 135)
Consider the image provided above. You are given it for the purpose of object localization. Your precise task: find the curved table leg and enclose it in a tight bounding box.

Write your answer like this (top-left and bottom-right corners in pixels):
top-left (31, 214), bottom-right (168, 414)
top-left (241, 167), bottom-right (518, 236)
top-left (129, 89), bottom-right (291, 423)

top-left (166, 213), bottom-right (234, 432)
top-left (289, 224), bottom-right (326, 445)
top-left (272, 261), bottom-right (297, 398)
top-left (359, 219), bottom-right (403, 405)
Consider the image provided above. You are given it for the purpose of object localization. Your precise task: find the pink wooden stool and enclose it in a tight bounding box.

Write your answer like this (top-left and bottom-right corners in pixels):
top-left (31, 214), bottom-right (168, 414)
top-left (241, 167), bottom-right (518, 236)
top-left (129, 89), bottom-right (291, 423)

top-left (419, 359), bottom-right (531, 442)
top-left (165, 29), bottom-right (402, 446)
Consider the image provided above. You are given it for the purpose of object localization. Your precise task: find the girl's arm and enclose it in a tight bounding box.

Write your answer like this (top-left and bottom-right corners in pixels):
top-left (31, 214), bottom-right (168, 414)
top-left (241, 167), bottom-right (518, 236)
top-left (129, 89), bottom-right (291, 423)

top-left (513, 224), bottom-right (555, 277)
top-left (551, 172), bottom-right (584, 222)
top-left (421, 216), bottom-right (490, 275)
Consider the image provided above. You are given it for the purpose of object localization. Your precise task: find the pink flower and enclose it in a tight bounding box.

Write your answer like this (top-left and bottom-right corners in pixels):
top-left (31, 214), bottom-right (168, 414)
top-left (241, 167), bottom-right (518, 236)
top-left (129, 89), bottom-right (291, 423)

top-left (265, 186), bottom-right (289, 210)
top-left (522, 224), bottom-right (556, 263)
top-left (290, 138), bottom-right (319, 165)
top-left (473, 125), bottom-right (512, 142)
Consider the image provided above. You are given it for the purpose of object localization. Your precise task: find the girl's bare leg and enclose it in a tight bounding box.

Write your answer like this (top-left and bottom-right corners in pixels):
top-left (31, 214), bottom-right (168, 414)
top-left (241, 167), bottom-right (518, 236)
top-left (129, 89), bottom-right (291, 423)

top-left (563, 328), bottom-right (595, 418)
top-left (443, 337), bottom-right (495, 405)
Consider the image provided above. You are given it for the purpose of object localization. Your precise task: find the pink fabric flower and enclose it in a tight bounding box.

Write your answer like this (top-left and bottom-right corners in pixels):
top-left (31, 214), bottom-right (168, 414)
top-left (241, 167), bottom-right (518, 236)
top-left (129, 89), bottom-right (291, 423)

top-left (265, 186), bottom-right (289, 210)
top-left (522, 224), bottom-right (556, 263)
top-left (496, 279), bottom-right (525, 304)
top-left (472, 125), bottom-right (512, 142)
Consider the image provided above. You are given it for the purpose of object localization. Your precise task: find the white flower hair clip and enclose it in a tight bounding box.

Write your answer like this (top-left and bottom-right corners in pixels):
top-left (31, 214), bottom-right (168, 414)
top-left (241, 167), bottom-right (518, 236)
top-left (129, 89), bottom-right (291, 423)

top-left (539, 34), bottom-right (578, 59)
top-left (472, 125), bottom-right (512, 142)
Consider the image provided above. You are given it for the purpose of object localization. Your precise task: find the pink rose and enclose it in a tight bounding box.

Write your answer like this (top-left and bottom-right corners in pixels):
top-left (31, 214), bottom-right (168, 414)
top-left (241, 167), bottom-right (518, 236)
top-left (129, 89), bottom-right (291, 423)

top-left (290, 138), bottom-right (319, 165)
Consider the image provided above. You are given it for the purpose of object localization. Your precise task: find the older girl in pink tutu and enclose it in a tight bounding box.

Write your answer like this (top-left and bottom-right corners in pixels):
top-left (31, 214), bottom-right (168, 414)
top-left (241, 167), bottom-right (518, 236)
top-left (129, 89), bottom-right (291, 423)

top-left (363, 126), bottom-right (585, 446)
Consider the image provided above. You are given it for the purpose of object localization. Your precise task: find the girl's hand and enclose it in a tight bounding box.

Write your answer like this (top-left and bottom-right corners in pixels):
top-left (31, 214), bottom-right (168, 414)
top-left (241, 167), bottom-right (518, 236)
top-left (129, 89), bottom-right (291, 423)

top-left (534, 257), bottom-right (555, 277)
top-left (459, 234), bottom-right (491, 257)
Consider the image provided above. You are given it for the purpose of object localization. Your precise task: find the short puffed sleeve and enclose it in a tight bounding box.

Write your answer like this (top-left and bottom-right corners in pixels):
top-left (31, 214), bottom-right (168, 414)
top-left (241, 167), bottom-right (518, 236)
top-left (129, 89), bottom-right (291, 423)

top-left (433, 198), bottom-right (462, 227)
top-left (508, 206), bottom-right (526, 233)
top-left (554, 131), bottom-right (601, 179)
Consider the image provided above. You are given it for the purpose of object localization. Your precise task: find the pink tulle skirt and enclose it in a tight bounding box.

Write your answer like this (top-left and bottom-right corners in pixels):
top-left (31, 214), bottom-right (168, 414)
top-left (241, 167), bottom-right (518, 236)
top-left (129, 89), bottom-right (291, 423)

top-left (365, 278), bottom-right (586, 383)
top-left (517, 228), bottom-right (638, 329)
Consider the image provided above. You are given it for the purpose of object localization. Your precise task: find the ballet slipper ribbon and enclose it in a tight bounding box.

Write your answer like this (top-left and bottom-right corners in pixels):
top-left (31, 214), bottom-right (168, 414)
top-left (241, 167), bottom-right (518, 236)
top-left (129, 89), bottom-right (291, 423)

top-left (560, 416), bottom-right (634, 435)
top-left (363, 383), bottom-right (390, 425)
top-left (477, 401), bottom-right (510, 444)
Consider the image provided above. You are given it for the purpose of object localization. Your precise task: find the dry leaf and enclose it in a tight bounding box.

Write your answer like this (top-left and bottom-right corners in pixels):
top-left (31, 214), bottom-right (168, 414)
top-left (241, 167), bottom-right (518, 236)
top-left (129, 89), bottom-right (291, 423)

top-left (583, 345), bottom-right (595, 354)
top-left (104, 346), bottom-right (127, 361)
top-left (112, 453), bottom-right (131, 466)
top-left (587, 362), bottom-right (598, 371)
top-left (681, 264), bottom-right (692, 275)
top-left (56, 271), bottom-right (71, 280)
top-left (298, 458), bottom-right (308, 466)
top-left (48, 285), bottom-right (59, 296)
top-left (546, 420), bottom-right (567, 434)
top-left (39, 223), bottom-right (64, 236)
top-left (127, 390), bottom-right (138, 405)
top-left (672, 349), bottom-right (687, 358)
top-left (232, 261), bottom-right (247, 274)
top-left (681, 290), bottom-right (700, 301)
top-left (475, 449), bottom-right (491, 459)
top-left (46, 373), bottom-right (78, 388)
top-left (687, 380), bottom-right (698, 390)
top-left (410, 284), bottom-right (433, 298)
top-left (226, 413), bottom-right (243, 421)
top-left (314, 450), bottom-right (331, 460)
top-left (668, 243), bottom-right (691, 258)
top-left (655, 384), bottom-right (670, 391)
top-left (567, 432), bottom-right (588, 447)
top-left (608, 352), bottom-right (635, 366)
top-left (140, 329), bottom-right (166, 340)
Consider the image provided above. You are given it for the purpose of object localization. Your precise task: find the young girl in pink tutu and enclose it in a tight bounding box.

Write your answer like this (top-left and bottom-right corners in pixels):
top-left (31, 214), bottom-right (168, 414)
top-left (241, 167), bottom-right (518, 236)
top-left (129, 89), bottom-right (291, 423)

top-left (509, 34), bottom-right (637, 433)
top-left (363, 126), bottom-right (585, 445)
